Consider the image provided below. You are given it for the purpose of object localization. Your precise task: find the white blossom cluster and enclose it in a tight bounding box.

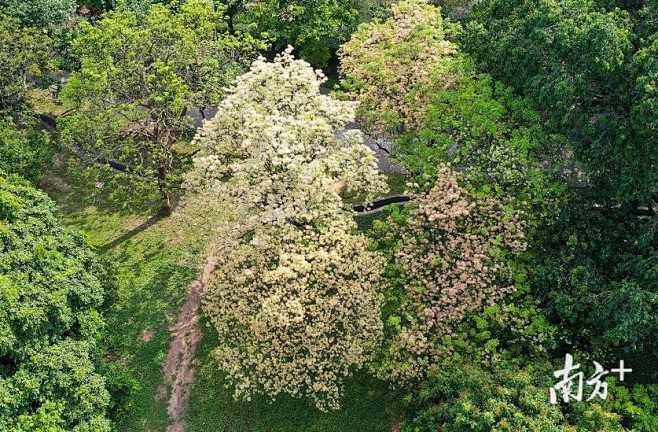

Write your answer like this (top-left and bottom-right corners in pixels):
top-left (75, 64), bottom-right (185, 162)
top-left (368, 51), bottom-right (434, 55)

top-left (204, 220), bottom-right (385, 411)
top-left (182, 48), bottom-right (389, 410)
top-left (184, 46), bottom-right (388, 225)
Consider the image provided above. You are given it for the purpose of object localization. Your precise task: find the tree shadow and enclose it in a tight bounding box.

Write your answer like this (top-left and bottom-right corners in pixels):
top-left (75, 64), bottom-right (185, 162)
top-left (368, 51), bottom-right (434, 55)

top-left (98, 211), bottom-right (166, 253)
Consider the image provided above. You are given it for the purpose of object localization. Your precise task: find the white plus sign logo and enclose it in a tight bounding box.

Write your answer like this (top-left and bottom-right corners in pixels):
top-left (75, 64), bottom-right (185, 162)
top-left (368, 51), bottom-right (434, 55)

top-left (610, 360), bottom-right (632, 381)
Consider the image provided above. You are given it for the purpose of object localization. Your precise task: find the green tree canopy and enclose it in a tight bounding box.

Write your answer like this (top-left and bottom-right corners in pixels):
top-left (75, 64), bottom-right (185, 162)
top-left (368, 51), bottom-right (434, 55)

top-left (0, 0), bottom-right (76, 28)
top-left (0, 119), bottom-right (52, 183)
top-left (58, 0), bottom-right (264, 213)
top-left (0, 13), bottom-right (52, 118)
top-left (0, 172), bottom-right (114, 431)
top-left (219, 0), bottom-right (366, 67)
top-left (532, 194), bottom-right (658, 358)
top-left (464, 0), bottom-right (657, 202)
top-left (404, 359), bottom-right (628, 431)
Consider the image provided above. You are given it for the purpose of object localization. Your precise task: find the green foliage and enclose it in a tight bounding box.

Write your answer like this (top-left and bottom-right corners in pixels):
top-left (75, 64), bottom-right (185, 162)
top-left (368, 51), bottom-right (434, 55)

top-left (403, 359), bottom-right (628, 431)
top-left (0, 172), bottom-right (113, 431)
top-left (608, 383), bottom-right (658, 431)
top-left (0, 13), bottom-right (53, 117)
top-left (464, 0), bottom-right (657, 202)
top-left (219, 0), bottom-right (365, 67)
top-left (399, 73), bottom-right (566, 206)
top-left (0, 120), bottom-right (52, 183)
top-left (531, 194), bottom-right (658, 358)
top-left (58, 0), bottom-right (263, 211)
top-left (0, 0), bottom-right (76, 28)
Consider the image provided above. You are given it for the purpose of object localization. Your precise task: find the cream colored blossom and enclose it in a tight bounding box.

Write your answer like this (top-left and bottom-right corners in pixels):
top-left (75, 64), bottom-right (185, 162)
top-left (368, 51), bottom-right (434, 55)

top-left (204, 222), bottom-right (385, 411)
top-left (339, 0), bottom-right (461, 137)
top-left (181, 48), bottom-right (388, 410)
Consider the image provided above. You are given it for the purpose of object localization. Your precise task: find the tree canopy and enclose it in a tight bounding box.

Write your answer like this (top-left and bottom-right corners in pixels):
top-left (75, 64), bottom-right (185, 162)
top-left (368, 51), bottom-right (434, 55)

top-left (184, 49), bottom-right (388, 410)
top-left (464, 0), bottom-right (658, 202)
top-left (217, 0), bottom-right (366, 67)
top-left (0, 0), bottom-right (76, 28)
top-left (58, 0), bottom-right (264, 212)
top-left (0, 13), bottom-right (52, 118)
top-left (0, 172), bottom-right (114, 431)
top-left (340, 0), bottom-right (463, 138)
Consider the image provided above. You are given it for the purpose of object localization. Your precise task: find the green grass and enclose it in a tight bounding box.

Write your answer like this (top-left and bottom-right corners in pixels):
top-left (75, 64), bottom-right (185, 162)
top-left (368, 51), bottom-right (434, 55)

top-left (187, 314), bottom-right (403, 432)
top-left (42, 167), bottom-right (209, 431)
top-left (104, 220), bottom-right (202, 432)
top-left (41, 160), bottom-right (405, 432)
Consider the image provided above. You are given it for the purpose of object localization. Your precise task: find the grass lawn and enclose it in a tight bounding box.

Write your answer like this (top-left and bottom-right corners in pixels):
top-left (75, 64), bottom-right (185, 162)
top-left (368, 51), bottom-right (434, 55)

top-left (187, 314), bottom-right (403, 432)
top-left (41, 166), bottom-right (404, 432)
top-left (42, 168), bottom-right (208, 431)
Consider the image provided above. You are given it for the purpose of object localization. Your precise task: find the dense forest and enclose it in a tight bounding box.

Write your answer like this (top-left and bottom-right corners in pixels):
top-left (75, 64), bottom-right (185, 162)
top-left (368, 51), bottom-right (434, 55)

top-left (0, 0), bottom-right (657, 431)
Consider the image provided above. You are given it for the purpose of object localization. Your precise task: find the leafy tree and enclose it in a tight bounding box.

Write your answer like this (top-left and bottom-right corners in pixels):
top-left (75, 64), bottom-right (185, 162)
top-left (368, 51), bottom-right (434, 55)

top-left (398, 73), bottom-right (566, 204)
top-left (463, 0), bottom-right (658, 363)
top-left (339, 0), bottom-right (464, 138)
top-left (403, 359), bottom-right (627, 431)
top-left (531, 194), bottom-right (658, 358)
top-left (374, 166), bottom-right (527, 383)
top-left (0, 0), bottom-right (76, 28)
top-left (217, 0), bottom-right (366, 67)
top-left (0, 14), bottom-right (54, 184)
top-left (0, 172), bottom-right (114, 431)
top-left (608, 383), bottom-right (658, 431)
top-left (184, 48), bottom-right (388, 410)
top-left (0, 120), bottom-right (52, 183)
top-left (59, 0), bottom-right (264, 213)
top-left (464, 0), bottom-right (657, 203)
top-left (0, 13), bottom-right (52, 118)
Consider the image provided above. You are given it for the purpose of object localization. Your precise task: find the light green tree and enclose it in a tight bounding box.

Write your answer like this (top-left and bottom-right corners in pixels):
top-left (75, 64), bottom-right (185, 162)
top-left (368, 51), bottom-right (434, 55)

top-left (59, 0), bottom-right (264, 213)
top-left (0, 13), bottom-right (52, 117)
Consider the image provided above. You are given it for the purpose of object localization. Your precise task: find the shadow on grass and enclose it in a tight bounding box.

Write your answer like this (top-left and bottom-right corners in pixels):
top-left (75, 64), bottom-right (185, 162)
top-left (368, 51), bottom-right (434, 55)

top-left (98, 211), bottom-right (166, 253)
top-left (187, 314), bottom-right (404, 432)
top-left (108, 260), bottom-right (198, 432)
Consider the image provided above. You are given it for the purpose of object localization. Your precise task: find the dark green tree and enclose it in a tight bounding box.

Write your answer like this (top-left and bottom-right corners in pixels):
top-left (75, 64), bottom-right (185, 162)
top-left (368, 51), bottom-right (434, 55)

top-left (531, 193), bottom-right (658, 358)
top-left (0, 120), bottom-right (52, 183)
top-left (0, 0), bottom-right (76, 28)
top-left (0, 172), bottom-right (114, 431)
top-left (464, 0), bottom-right (657, 203)
top-left (218, 0), bottom-right (366, 67)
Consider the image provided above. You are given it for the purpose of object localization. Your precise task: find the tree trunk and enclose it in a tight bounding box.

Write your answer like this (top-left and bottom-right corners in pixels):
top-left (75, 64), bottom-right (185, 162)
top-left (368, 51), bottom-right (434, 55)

top-left (157, 165), bottom-right (172, 216)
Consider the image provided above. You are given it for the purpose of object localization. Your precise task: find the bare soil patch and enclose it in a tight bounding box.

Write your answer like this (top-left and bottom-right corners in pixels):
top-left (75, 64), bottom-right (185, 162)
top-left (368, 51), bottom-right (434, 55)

top-left (162, 257), bottom-right (218, 432)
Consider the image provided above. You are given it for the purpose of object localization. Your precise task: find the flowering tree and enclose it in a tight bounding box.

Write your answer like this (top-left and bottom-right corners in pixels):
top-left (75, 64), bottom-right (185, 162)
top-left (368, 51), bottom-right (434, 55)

top-left (183, 48), bottom-right (388, 410)
top-left (377, 166), bottom-right (527, 383)
top-left (339, 0), bottom-right (463, 138)
top-left (184, 46), bottom-right (388, 224)
top-left (204, 220), bottom-right (385, 411)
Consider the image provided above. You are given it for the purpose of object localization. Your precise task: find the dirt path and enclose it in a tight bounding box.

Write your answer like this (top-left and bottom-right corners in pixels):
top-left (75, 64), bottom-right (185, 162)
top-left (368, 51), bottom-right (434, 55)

top-left (162, 256), bottom-right (218, 432)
